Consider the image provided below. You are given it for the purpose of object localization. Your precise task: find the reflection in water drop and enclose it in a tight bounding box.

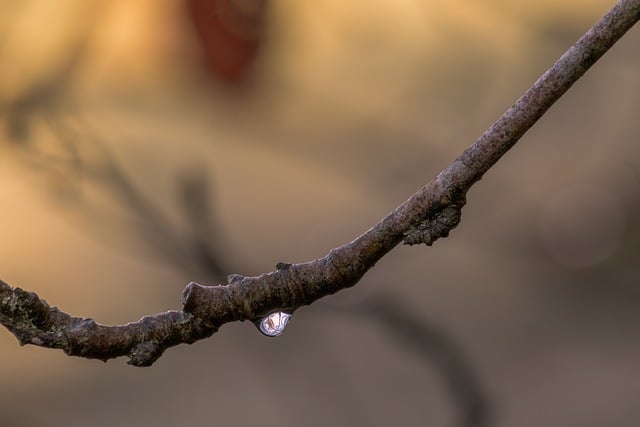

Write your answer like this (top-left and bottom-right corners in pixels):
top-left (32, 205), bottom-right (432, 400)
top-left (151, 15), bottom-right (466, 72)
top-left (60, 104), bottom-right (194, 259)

top-left (257, 312), bottom-right (291, 337)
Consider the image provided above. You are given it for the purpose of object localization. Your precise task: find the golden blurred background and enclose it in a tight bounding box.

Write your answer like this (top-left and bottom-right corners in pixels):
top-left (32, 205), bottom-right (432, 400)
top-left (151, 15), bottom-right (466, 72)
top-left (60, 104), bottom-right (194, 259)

top-left (1, 1), bottom-right (639, 426)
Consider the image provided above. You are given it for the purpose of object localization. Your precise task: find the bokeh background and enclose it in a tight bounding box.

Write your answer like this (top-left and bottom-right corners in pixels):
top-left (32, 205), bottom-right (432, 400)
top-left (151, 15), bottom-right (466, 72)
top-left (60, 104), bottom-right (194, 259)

top-left (1, 1), bottom-right (639, 426)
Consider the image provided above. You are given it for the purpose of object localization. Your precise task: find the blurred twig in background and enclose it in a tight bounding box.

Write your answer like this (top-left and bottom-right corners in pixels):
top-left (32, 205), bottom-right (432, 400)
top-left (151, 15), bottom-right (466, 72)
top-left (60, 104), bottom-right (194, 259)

top-left (0, 14), bottom-right (230, 279)
top-left (360, 297), bottom-right (488, 427)
top-left (325, 295), bottom-right (490, 427)
top-left (3, 116), bottom-right (231, 280)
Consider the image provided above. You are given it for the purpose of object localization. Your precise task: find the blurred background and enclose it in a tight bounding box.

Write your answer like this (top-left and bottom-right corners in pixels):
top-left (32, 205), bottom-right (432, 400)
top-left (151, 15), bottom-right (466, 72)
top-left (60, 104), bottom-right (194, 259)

top-left (1, 1), bottom-right (639, 426)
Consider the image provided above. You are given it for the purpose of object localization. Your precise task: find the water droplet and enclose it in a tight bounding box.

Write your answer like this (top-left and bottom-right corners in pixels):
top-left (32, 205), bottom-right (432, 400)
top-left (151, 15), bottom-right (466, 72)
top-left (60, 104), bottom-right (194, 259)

top-left (257, 311), bottom-right (291, 337)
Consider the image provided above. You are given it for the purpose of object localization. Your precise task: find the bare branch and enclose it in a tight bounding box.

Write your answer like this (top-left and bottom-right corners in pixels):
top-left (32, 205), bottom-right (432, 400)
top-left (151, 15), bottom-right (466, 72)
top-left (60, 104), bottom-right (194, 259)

top-left (1, 0), bottom-right (638, 367)
top-left (323, 296), bottom-right (490, 427)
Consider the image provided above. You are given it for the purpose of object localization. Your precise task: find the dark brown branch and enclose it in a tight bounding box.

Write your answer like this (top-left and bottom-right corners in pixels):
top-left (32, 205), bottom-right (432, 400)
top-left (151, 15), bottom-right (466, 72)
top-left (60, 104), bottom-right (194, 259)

top-left (322, 296), bottom-right (490, 427)
top-left (1, 0), bottom-right (638, 366)
top-left (364, 298), bottom-right (489, 427)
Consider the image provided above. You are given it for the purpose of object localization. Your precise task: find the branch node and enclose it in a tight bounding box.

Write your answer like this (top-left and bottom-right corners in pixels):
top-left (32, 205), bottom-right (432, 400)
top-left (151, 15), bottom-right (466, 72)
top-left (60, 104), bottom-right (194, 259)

top-left (128, 341), bottom-right (163, 367)
top-left (403, 204), bottom-right (463, 246)
top-left (275, 262), bottom-right (292, 271)
top-left (226, 274), bottom-right (245, 284)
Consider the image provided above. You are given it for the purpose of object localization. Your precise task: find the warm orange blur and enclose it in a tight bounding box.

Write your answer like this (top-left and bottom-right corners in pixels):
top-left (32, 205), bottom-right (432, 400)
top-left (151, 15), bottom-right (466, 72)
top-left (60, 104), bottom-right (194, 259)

top-left (1, 1), bottom-right (639, 426)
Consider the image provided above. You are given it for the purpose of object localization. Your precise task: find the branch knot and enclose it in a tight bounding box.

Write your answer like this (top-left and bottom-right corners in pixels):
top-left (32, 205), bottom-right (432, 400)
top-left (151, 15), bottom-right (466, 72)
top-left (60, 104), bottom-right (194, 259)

top-left (128, 341), bottom-right (163, 367)
top-left (403, 201), bottom-right (464, 246)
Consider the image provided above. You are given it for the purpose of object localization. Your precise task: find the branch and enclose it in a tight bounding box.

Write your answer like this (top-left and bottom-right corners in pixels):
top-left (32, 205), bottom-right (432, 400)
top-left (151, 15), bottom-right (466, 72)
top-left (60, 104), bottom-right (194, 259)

top-left (1, 0), bottom-right (638, 367)
top-left (6, 117), bottom-right (232, 279)
top-left (325, 296), bottom-right (490, 427)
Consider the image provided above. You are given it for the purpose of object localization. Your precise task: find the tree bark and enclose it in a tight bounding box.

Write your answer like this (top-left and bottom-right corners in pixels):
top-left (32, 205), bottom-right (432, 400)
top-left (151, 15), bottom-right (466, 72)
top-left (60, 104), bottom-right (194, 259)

top-left (1, 0), bottom-right (639, 366)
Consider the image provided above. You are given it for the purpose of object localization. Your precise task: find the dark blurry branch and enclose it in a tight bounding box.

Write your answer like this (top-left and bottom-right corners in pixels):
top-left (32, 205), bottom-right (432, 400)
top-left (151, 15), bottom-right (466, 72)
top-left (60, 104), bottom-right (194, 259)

top-left (1, 41), bottom-right (83, 143)
top-left (363, 298), bottom-right (488, 427)
top-left (1, 0), bottom-right (638, 367)
top-left (0, 3), bottom-right (100, 142)
top-left (326, 296), bottom-right (489, 427)
top-left (71, 129), bottom-right (230, 279)
top-left (0, 3), bottom-right (229, 280)
top-left (5, 117), bottom-right (230, 279)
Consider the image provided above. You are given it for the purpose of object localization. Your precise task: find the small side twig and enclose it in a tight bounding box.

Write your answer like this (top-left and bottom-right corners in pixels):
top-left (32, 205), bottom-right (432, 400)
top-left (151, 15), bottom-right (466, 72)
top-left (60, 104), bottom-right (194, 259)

top-left (1, 0), bottom-right (638, 366)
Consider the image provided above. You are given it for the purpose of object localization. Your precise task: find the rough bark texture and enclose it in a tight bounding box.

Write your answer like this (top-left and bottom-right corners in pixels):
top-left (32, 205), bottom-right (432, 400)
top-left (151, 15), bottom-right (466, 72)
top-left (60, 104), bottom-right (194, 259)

top-left (1, 0), bottom-right (639, 367)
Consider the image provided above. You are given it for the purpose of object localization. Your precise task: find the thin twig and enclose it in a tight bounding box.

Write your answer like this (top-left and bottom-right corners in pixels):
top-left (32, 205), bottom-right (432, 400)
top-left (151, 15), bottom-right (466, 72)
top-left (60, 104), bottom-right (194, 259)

top-left (1, 0), bottom-right (638, 366)
top-left (324, 296), bottom-right (490, 427)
